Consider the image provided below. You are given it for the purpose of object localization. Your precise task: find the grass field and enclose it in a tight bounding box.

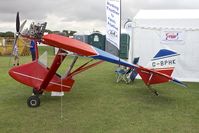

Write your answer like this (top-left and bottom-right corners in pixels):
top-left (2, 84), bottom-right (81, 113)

top-left (0, 48), bottom-right (199, 133)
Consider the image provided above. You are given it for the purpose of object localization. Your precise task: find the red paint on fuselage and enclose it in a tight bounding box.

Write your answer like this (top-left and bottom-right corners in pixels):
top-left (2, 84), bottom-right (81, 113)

top-left (9, 61), bottom-right (74, 92)
top-left (137, 67), bottom-right (174, 85)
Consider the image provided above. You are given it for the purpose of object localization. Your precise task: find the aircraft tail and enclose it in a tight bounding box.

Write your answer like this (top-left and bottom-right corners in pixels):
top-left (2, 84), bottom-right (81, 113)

top-left (137, 49), bottom-right (184, 86)
top-left (147, 49), bottom-right (179, 77)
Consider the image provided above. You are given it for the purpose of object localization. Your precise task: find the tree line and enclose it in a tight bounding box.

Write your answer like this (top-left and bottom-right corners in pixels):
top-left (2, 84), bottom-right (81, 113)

top-left (0, 30), bottom-right (77, 37)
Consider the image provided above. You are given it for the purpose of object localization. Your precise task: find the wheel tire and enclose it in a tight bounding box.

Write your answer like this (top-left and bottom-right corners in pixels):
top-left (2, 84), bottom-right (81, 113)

top-left (27, 96), bottom-right (40, 107)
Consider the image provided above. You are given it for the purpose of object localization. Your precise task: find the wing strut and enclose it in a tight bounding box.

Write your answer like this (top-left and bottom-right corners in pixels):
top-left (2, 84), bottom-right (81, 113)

top-left (39, 49), bottom-right (67, 91)
top-left (67, 60), bottom-right (104, 78)
top-left (63, 56), bottom-right (78, 78)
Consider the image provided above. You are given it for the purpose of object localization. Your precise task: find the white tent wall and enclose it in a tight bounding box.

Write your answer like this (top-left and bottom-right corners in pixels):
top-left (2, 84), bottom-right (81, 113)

top-left (129, 10), bottom-right (199, 82)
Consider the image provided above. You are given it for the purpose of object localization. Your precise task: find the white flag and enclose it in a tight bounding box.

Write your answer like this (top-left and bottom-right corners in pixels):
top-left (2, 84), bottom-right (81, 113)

top-left (106, 0), bottom-right (121, 49)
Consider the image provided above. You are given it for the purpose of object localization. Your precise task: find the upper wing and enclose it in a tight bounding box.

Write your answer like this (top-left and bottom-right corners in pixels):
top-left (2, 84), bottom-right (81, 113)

top-left (43, 34), bottom-right (134, 67)
top-left (43, 34), bottom-right (186, 87)
top-left (43, 34), bottom-right (97, 56)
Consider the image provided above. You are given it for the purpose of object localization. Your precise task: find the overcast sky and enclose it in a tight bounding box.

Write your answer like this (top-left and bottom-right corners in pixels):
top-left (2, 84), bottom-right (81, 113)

top-left (1, 0), bottom-right (199, 33)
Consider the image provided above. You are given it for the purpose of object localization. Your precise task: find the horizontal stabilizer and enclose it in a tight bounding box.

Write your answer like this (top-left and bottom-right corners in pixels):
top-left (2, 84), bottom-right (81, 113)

top-left (137, 67), bottom-right (172, 85)
top-left (137, 67), bottom-right (187, 87)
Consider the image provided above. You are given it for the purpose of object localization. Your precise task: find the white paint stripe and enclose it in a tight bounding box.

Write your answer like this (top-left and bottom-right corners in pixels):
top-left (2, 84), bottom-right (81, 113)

top-left (13, 71), bottom-right (71, 88)
top-left (152, 67), bottom-right (174, 71)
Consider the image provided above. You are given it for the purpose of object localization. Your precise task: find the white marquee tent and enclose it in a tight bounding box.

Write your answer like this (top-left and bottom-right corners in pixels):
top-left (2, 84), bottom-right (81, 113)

top-left (128, 10), bottom-right (199, 82)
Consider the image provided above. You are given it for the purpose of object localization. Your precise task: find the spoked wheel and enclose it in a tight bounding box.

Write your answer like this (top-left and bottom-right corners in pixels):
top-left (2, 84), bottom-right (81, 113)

top-left (27, 95), bottom-right (40, 107)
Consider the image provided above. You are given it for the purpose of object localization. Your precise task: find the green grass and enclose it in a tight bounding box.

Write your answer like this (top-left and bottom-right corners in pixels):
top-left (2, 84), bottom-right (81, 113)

top-left (0, 52), bottom-right (199, 133)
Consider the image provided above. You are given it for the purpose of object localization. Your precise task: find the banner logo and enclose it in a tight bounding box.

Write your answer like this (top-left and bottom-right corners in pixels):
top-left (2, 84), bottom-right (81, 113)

top-left (161, 31), bottom-right (185, 44)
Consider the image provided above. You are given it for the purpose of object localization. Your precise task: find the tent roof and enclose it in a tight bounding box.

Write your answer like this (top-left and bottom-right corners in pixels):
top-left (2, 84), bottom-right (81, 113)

top-left (133, 10), bottom-right (199, 30)
top-left (135, 9), bottom-right (199, 19)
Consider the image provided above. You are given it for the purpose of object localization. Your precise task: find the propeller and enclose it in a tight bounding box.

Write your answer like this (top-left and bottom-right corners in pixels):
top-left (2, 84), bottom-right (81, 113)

top-left (12, 12), bottom-right (27, 52)
top-left (16, 12), bottom-right (20, 33)
top-left (20, 20), bottom-right (27, 33)
top-left (12, 12), bottom-right (20, 57)
top-left (9, 12), bottom-right (27, 66)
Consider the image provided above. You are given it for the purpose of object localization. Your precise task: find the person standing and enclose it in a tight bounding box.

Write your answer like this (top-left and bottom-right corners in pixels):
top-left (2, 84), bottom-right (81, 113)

top-left (29, 40), bottom-right (40, 95)
top-left (30, 40), bottom-right (36, 61)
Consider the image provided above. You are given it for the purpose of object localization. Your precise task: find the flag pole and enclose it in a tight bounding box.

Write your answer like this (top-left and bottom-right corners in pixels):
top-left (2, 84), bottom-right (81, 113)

top-left (118, 0), bottom-right (121, 66)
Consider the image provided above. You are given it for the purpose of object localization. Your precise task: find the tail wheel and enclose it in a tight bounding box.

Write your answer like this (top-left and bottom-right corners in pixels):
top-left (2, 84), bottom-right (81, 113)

top-left (27, 95), bottom-right (40, 107)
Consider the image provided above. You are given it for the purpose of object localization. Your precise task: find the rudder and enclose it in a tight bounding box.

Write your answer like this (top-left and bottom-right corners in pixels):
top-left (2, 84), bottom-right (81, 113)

top-left (138, 49), bottom-right (180, 85)
top-left (147, 49), bottom-right (179, 77)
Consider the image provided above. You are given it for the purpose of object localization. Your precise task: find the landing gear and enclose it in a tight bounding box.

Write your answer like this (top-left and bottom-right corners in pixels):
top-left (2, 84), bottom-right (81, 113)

top-left (27, 95), bottom-right (40, 107)
top-left (33, 88), bottom-right (43, 96)
top-left (148, 86), bottom-right (159, 96)
top-left (27, 88), bottom-right (43, 107)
